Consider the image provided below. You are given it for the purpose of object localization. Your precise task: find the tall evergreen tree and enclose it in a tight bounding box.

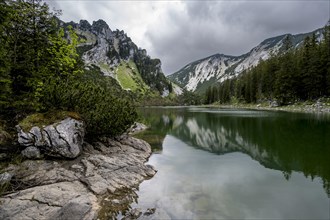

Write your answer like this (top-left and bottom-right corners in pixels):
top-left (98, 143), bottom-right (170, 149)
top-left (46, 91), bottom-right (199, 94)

top-left (274, 35), bottom-right (298, 103)
top-left (0, 0), bottom-right (12, 110)
top-left (1, 0), bottom-right (82, 111)
top-left (3, 0), bottom-right (60, 107)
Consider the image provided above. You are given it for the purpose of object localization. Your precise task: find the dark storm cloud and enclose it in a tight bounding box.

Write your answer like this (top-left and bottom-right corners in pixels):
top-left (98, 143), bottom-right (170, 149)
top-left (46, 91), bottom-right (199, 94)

top-left (145, 1), bottom-right (329, 74)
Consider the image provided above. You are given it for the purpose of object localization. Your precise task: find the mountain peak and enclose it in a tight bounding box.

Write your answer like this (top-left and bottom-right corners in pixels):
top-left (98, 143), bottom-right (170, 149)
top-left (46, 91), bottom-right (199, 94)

top-left (64, 19), bottom-right (172, 96)
top-left (92, 19), bottom-right (111, 33)
top-left (168, 25), bottom-right (327, 93)
top-left (79, 20), bottom-right (91, 31)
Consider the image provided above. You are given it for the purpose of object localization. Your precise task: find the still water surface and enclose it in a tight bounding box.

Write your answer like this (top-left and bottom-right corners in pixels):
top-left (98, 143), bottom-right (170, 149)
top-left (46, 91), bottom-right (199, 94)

top-left (133, 107), bottom-right (330, 219)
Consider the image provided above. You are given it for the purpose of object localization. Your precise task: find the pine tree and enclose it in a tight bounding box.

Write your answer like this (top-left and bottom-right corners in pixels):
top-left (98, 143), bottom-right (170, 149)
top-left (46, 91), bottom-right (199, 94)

top-left (0, 0), bottom-right (12, 110)
top-left (275, 50), bottom-right (296, 103)
top-left (320, 25), bottom-right (330, 96)
top-left (3, 0), bottom-right (61, 109)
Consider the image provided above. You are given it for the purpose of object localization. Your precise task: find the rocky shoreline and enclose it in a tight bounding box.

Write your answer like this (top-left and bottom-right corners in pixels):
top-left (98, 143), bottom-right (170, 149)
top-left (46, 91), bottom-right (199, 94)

top-left (206, 100), bottom-right (330, 114)
top-left (0, 119), bottom-right (157, 219)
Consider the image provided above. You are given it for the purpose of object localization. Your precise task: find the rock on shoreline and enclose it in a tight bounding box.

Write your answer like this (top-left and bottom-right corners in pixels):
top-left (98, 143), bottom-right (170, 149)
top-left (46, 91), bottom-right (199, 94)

top-left (17, 117), bottom-right (85, 159)
top-left (0, 135), bottom-right (156, 220)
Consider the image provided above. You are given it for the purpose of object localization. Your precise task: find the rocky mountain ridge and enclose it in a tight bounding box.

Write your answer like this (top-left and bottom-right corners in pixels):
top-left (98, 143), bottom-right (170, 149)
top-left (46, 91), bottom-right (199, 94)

top-left (62, 19), bottom-right (174, 96)
top-left (168, 25), bottom-right (327, 93)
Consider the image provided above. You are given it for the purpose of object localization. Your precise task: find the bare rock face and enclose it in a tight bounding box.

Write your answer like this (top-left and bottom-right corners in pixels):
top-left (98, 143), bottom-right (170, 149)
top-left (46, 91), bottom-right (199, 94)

top-left (16, 117), bottom-right (84, 159)
top-left (0, 135), bottom-right (156, 220)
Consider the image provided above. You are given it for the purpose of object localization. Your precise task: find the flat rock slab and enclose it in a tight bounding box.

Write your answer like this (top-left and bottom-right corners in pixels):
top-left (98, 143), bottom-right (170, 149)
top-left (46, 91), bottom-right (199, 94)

top-left (0, 136), bottom-right (156, 220)
top-left (0, 181), bottom-right (98, 220)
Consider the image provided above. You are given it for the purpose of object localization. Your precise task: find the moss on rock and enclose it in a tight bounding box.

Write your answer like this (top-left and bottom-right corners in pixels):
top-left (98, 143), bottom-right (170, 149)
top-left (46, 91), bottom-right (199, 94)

top-left (19, 111), bottom-right (81, 132)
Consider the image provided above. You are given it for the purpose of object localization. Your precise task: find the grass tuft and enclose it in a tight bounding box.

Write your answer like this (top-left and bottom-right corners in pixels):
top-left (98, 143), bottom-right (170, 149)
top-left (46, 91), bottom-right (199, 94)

top-left (19, 111), bottom-right (81, 132)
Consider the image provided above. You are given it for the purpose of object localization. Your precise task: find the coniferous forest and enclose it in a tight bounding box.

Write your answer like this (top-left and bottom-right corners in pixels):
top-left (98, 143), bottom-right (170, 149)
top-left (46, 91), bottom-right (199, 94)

top-left (0, 0), bottom-right (137, 137)
top-left (205, 29), bottom-right (330, 105)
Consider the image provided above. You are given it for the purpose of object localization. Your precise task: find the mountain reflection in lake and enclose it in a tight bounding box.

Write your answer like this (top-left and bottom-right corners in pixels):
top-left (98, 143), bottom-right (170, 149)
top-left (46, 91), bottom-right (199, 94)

top-left (132, 107), bottom-right (330, 219)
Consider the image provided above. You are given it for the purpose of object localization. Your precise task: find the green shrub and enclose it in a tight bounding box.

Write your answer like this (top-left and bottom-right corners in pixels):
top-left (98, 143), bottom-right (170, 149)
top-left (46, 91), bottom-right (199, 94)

top-left (41, 77), bottom-right (137, 138)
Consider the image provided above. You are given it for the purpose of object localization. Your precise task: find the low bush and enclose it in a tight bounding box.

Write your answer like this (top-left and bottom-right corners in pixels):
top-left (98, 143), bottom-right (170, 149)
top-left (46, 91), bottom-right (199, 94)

top-left (40, 76), bottom-right (137, 138)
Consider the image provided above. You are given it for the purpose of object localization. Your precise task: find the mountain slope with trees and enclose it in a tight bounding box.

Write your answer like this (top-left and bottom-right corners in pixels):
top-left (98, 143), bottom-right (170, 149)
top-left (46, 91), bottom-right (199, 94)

top-left (204, 28), bottom-right (330, 105)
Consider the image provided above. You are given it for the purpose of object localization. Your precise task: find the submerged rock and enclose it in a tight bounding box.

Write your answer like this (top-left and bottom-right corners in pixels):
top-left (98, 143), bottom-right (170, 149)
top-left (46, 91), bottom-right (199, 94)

top-left (0, 135), bottom-right (156, 219)
top-left (16, 117), bottom-right (84, 159)
top-left (123, 208), bottom-right (142, 219)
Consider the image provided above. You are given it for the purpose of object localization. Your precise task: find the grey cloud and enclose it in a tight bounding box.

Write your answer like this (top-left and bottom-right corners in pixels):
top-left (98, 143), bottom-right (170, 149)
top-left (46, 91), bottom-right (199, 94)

top-left (146, 1), bottom-right (329, 74)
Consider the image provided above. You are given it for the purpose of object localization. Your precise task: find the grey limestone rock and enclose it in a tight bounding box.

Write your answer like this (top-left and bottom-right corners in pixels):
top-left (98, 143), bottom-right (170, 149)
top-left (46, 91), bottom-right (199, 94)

top-left (0, 181), bottom-right (98, 220)
top-left (0, 172), bottom-right (13, 185)
top-left (17, 117), bottom-right (84, 159)
top-left (270, 100), bottom-right (279, 108)
top-left (0, 135), bottom-right (156, 219)
top-left (21, 146), bottom-right (41, 159)
top-left (129, 122), bottom-right (148, 135)
top-left (49, 194), bottom-right (98, 220)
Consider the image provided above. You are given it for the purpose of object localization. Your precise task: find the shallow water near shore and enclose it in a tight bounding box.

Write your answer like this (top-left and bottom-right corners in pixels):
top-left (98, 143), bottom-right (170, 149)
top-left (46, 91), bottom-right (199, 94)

top-left (131, 107), bottom-right (330, 219)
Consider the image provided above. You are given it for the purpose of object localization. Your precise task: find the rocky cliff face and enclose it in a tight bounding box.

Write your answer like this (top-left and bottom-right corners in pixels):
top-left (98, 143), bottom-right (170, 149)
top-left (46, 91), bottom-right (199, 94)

top-left (63, 19), bottom-right (173, 96)
top-left (168, 26), bottom-right (326, 93)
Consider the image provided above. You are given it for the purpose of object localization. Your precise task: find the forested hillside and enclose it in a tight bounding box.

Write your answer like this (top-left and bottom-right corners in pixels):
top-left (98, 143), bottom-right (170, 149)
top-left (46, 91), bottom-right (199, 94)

top-left (0, 0), bottom-right (137, 137)
top-left (205, 29), bottom-right (330, 105)
top-left (169, 25), bottom-right (328, 94)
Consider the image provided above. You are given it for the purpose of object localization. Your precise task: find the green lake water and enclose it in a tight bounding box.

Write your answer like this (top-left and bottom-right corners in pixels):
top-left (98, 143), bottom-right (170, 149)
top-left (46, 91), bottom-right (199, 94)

top-left (132, 107), bottom-right (330, 219)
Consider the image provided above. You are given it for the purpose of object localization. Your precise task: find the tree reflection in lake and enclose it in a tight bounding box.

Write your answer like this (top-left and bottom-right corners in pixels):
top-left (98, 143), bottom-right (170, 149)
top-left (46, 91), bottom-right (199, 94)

top-left (137, 107), bottom-right (330, 196)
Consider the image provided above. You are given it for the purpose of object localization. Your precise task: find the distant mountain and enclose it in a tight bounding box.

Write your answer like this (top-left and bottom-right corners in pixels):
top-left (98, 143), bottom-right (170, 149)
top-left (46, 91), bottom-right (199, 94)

top-left (61, 19), bottom-right (180, 96)
top-left (168, 25), bottom-right (326, 93)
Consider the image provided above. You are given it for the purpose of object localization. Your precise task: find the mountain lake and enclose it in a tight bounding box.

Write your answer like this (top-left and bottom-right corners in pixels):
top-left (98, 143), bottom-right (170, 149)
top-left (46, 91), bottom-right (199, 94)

top-left (128, 107), bottom-right (330, 219)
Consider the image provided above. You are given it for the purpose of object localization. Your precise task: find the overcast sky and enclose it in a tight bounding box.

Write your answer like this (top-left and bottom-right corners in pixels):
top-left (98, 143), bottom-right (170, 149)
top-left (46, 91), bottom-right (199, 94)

top-left (45, 0), bottom-right (330, 75)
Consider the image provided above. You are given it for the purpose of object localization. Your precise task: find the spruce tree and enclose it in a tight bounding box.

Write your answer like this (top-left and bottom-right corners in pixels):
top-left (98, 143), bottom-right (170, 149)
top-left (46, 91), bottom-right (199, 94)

top-left (0, 0), bottom-right (12, 111)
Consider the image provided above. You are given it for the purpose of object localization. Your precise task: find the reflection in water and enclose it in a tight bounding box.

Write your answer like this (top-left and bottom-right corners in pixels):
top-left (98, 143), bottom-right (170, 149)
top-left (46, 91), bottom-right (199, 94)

top-left (137, 107), bottom-right (330, 197)
top-left (135, 137), bottom-right (328, 219)
top-left (99, 188), bottom-right (138, 219)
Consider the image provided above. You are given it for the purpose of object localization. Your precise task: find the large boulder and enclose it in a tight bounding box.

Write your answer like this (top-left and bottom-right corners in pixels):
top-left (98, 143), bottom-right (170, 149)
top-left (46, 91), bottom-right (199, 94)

top-left (16, 117), bottom-right (84, 159)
